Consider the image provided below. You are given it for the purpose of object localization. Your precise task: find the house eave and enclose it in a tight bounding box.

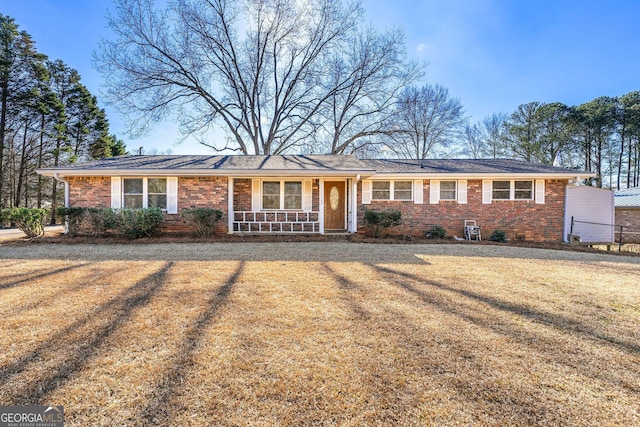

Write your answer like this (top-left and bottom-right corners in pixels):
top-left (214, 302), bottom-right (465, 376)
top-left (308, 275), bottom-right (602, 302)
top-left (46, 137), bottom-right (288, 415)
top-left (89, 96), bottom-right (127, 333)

top-left (369, 172), bottom-right (594, 180)
top-left (36, 168), bottom-right (376, 178)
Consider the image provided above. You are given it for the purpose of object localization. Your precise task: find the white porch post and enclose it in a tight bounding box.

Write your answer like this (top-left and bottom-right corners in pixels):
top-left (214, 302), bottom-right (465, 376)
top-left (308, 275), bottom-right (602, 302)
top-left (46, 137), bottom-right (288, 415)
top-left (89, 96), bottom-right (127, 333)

top-left (319, 179), bottom-right (325, 234)
top-left (351, 178), bottom-right (358, 233)
top-left (227, 177), bottom-right (234, 234)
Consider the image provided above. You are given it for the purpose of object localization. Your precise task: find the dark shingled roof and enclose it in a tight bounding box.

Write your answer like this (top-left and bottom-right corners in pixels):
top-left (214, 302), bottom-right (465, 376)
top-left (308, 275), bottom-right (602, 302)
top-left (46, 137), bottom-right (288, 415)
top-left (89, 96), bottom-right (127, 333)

top-left (51, 154), bottom-right (373, 171)
top-left (38, 154), bottom-right (589, 177)
top-left (362, 158), bottom-right (582, 175)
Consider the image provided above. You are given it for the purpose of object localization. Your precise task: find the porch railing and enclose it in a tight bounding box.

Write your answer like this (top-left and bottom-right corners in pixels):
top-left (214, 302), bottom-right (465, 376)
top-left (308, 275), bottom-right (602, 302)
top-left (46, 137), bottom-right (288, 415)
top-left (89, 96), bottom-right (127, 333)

top-left (233, 210), bottom-right (320, 233)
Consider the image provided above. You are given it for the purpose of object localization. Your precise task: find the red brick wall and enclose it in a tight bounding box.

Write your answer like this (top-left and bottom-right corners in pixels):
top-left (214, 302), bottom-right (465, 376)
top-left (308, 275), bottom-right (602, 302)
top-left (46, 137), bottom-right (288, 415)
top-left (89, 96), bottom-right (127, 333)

top-left (233, 179), bottom-right (252, 211)
top-left (168, 176), bottom-right (228, 233)
top-left (68, 177), bottom-right (111, 207)
top-left (615, 208), bottom-right (640, 243)
top-left (358, 179), bottom-right (568, 241)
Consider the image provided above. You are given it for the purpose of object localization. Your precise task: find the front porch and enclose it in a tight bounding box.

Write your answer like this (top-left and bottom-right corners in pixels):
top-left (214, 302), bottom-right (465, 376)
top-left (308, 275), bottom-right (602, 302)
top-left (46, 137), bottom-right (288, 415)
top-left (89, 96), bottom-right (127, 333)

top-left (226, 177), bottom-right (359, 235)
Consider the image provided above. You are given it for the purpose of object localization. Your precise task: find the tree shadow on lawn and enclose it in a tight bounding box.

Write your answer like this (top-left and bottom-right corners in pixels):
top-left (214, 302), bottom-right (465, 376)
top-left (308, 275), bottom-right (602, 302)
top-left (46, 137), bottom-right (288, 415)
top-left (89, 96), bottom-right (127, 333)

top-left (371, 265), bottom-right (640, 397)
top-left (0, 262), bottom-right (174, 404)
top-left (322, 263), bottom-right (546, 425)
top-left (1, 264), bottom-right (130, 318)
top-left (374, 265), bottom-right (640, 357)
top-left (138, 261), bottom-right (244, 424)
top-left (0, 262), bottom-right (90, 291)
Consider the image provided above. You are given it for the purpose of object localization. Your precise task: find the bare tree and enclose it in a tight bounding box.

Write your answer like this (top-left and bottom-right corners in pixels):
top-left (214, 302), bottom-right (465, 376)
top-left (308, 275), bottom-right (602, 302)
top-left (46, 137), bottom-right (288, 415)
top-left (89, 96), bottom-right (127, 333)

top-left (386, 84), bottom-right (465, 159)
top-left (97, 0), bottom-right (420, 155)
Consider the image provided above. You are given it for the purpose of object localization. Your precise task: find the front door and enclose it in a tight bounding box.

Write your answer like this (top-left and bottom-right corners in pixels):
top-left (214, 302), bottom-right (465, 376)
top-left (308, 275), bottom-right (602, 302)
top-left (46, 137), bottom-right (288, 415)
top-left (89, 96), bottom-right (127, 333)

top-left (324, 181), bottom-right (346, 231)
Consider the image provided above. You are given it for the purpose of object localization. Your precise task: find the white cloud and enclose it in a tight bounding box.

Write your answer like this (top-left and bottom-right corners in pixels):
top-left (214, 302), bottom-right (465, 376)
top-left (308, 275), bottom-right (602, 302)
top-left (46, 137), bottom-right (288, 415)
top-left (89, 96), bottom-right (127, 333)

top-left (416, 43), bottom-right (430, 52)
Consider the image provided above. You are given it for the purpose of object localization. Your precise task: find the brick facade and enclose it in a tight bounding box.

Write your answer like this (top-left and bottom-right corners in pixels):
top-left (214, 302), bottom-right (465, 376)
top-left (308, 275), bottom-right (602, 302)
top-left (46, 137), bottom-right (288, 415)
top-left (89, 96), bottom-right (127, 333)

top-left (67, 175), bottom-right (568, 241)
top-left (615, 208), bottom-right (640, 242)
top-left (357, 179), bottom-right (567, 241)
top-left (68, 176), bottom-right (111, 208)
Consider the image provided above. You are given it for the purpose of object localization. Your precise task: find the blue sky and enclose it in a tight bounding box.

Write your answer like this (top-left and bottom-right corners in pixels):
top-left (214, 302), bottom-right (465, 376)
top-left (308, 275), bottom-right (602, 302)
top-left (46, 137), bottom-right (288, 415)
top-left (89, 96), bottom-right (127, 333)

top-left (3, 0), bottom-right (640, 154)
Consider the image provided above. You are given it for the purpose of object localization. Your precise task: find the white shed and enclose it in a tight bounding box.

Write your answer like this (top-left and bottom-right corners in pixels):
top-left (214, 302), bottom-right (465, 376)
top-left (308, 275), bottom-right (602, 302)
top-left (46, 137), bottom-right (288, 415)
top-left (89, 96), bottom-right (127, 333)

top-left (564, 186), bottom-right (615, 243)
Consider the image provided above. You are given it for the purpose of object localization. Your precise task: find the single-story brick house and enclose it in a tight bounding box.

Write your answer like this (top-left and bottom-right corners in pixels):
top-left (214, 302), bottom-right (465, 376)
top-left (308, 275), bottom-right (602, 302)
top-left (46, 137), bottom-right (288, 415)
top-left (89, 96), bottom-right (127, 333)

top-left (37, 154), bottom-right (593, 241)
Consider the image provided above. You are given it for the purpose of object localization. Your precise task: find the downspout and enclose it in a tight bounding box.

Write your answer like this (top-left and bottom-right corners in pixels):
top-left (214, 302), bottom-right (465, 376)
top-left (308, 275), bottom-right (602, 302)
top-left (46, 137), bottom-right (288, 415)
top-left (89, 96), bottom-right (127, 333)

top-left (53, 173), bottom-right (69, 208)
top-left (53, 173), bottom-right (69, 234)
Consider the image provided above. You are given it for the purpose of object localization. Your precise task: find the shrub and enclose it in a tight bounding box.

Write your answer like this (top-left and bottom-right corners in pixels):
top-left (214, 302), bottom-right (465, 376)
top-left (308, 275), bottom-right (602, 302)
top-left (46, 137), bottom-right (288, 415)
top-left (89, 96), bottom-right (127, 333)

top-left (364, 209), bottom-right (402, 238)
top-left (427, 224), bottom-right (447, 239)
top-left (85, 208), bottom-right (117, 236)
top-left (182, 208), bottom-right (223, 237)
top-left (489, 229), bottom-right (508, 243)
top-left (2, 207), bottom-right (48, 238)
top-left (115, 208), bottom-right (164, 239)
top-left (56, 207), bottom-right (86, 237)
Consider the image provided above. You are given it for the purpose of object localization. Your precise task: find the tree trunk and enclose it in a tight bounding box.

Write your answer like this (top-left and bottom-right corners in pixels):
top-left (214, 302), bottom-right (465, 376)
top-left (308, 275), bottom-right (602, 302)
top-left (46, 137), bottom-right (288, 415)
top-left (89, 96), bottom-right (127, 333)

top-left (0, 79), bottom-right (8, 208)
top-left (15, 119), bottom-right (28, 206)
top-left (36, 111), bottom-right (45, 207)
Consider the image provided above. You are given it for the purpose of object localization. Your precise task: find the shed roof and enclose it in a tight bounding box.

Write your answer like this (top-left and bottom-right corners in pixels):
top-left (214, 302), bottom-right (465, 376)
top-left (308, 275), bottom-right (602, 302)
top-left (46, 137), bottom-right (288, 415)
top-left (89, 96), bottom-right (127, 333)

top-left (615, 187), bottom-right (640, 207)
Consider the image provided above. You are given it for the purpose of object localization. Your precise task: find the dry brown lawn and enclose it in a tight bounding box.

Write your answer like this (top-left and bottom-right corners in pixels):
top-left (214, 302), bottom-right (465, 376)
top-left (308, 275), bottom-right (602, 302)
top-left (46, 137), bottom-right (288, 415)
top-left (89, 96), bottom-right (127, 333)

top-left (0, 242), bottom-right (639, 426)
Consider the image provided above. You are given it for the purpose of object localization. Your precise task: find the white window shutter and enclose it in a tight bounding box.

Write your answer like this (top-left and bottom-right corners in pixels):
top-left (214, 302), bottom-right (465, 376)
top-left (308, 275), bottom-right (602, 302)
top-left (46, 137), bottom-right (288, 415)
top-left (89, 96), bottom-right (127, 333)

top-left (458, 180), bottom-right (467, 204)
top-left (429, 180), bottom-right (440, 204)
top-left (166, 177), bottom-right (178, 214)
top-left (535, 179), bottom-right (545, 204)
top-left (110, 177), bottom-right (121, 209)
top-left (413, 180), bottom-right (423, 204)
top-left (302, 179), bottom-right (313, 212)
top-left (362, 180), bottom-right (372, 204)
top-left (482, 180), bottom-right (492, 204)
top-left (251, 179), bottom-right (261, 212)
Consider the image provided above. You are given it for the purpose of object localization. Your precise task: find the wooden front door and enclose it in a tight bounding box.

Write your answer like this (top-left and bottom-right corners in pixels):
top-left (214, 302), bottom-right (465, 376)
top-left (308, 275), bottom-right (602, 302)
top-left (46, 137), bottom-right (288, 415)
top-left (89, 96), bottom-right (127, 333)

top-left (324, 181), bottom-right (346, 231)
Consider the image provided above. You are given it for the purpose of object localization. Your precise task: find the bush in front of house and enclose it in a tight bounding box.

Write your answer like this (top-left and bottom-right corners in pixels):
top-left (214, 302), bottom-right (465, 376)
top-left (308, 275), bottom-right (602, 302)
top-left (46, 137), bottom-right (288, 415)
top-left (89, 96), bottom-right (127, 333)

top-left (364, 209), bottom-right (402, 238)
top-left (114, 208), bottom-right (164, 239)
top-left (427, 224), bottom-right (447, 239)
top-left (56, 207), bottom-right (86, 237)
top-left (181, 208), bottom-right (223, 237)
top-left (85, 208), bottom-right (118, 236)
top-left (489, 229), bottom-right (508, 243)
top-left (1, 207), bottom-right (48, 238)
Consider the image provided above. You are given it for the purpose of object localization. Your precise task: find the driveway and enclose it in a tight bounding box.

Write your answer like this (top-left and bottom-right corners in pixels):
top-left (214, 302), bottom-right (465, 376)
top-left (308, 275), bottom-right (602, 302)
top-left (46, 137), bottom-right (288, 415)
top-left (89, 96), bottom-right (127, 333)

top-left (0, 225), bottom-right (64, 240)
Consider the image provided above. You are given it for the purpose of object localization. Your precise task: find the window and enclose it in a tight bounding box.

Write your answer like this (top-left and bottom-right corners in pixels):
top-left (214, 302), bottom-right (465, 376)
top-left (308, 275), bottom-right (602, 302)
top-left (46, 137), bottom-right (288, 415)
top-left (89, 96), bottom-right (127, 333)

top-left (148, 178), bottom-right (167, 209)
top-left (394, 181), bottom-right (413, 200)
top-left (262, 181), bottom-right (281, 209)
top-left (123, 178), bottom-right (167, 209)
top-left (439, 181), bottom-right (457, 200)
top-left (123, 179), bottom-right (143, 208)
top-left (372, 181), bottom-right (412, 201)
top-left (514, 180), bottom-right (533, 199)
top-left (491, 180), bottom-right (533, 200)
top-left (284, 182), bottom-right (302, 209)
top-left (372, 181), bottom-right (391, 200)
top-left (492, 180), bottom-right (511, 200)
top-left (262, 180), bottom-right (302, 210)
